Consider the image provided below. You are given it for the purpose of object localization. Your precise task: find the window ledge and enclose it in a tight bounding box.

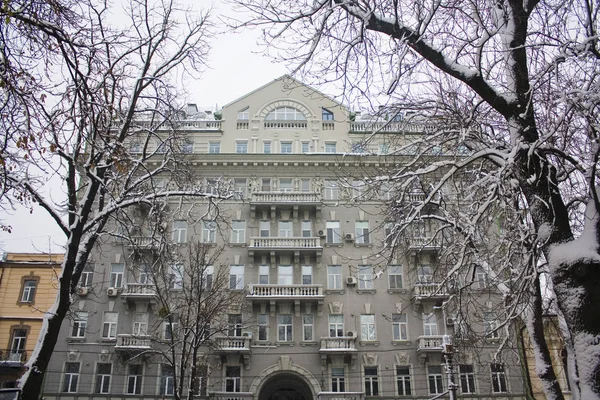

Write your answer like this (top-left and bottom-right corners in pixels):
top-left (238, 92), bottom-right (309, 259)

top-left (387, 289), bottom-right (408, 294)
top-left (100, 338), bottom-right (116, 343)
top-left (67, 337), bottom-right (86, 343)
top-left (228, 243), bottom-right (247, 247)
top-left (354, 243), bottom-right (372, 248)
top-left (391, 340), bottom-right (411, 346)
top-left (300, 341), bottom-right (318, 347)
top-left (275, 341), bottom-right (295, 347)
top-left (324, 243), bottom-right (343, 248)
top-left (359, 340), bottom-right (380, 347)
top-left (325, 290), bottom-right (345, 295)
top-left (357, 289), bottom-right (376, 295)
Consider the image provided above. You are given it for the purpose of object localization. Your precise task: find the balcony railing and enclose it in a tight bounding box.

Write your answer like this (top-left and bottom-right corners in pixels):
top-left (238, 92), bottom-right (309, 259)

top-left (413, 283), bottom-right (449, 300)
top-left (0, 350), bottom-right (27, 363)
top-left (408, 236), bottom-right (441, 249)
top-left (115, 334), bottom-right (152, 350)
top-left (212, 392), bottom-right (254, 400)
top-left (134, 119), bottom-right (222, 131)
top-left (248, 237), bottom-right (322, 250)
top-left (121, 283), bottom-right (157, 299)
top-left (349, 121), bottom-right (432, 133)
top-left (214, 337), bottom-right (251, 353)
top-left (417, 335), bottom-right (445, 352)
top-left (319, 337), bottom-right (358, 352)
top-left (264, 121), bottom-right (307, 129)
top-left (248, 284), bottom-right (324, 299)
top-left (128, 236), bottom-right (157, 248)
top-left (250, 191), bottom-right (320, 204)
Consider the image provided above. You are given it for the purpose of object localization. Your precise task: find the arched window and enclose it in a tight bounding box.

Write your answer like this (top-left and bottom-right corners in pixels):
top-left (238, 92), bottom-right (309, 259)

top-left (265, 107), bottom-right (306, 121)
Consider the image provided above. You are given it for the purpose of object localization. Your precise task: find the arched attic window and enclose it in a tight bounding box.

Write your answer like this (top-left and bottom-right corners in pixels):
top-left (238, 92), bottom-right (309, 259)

top-left (265, 107), bottom-right (306, 121)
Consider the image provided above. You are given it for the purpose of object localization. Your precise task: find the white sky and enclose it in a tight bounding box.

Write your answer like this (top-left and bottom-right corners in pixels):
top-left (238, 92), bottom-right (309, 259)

top-left (0, 1), bottom-right (289, 254)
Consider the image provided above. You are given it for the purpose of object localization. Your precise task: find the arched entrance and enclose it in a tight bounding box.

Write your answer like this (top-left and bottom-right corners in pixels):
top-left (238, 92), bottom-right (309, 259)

top-left (258, 372), bottom-right (314, 400)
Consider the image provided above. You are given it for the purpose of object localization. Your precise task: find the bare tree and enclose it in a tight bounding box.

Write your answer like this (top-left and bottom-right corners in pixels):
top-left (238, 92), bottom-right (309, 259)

top-left (234, 0), bottom-right (600, 398)
top-left (0, 0), bottom-right (231, 396)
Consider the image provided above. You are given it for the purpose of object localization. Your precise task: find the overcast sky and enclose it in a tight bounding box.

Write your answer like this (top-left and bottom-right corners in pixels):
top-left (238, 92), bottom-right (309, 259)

top-left (0, 2), bottom-right (289, 254)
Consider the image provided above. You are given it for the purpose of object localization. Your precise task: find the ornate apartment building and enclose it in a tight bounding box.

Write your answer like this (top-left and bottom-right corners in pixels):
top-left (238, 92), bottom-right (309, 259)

top-left (0, 252), bottom-right (62, 389)
top-left (42, 76), bottom-right (526, 399)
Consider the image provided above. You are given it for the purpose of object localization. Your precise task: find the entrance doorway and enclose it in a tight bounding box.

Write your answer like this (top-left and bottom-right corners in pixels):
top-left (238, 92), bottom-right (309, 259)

top-left (258, 373), bottom-right (313, 400)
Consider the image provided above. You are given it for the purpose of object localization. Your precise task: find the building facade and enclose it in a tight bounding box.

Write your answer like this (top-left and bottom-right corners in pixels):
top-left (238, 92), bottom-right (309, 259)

top-left (42, 76), bottom-right (526, 399)
top-left (0, 252), bottom-right (62, 388)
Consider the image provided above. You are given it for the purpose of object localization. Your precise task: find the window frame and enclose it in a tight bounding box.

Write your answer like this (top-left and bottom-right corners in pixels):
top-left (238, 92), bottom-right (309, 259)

top-left (358, 265), bottom-right (374, 290)
top-left (302, 313), bottom-right (314, 341)
top-left (127, 364), bottom-right (143, 395)
top-left (209, 141), bottom-right (221, 154)
top-left (102, 311), bottom-right (118, 339)
top-left (229, 265), bottom-right (245, 290)
top-left (355, 221), bottom-right (370, 244)
top-left (392, 313), bottom-right (408, 341)
top-left (331, 367), bottom-right (345, 392)
top-left (109, 263), bottom-right (124, 288)
top-left (71, 311), bottom-right (88, 338)
top-left (326, 221), bottom-right (342, 244)
top-left (396, 365), bottom-right (412, 396)
top-left (172, 220), bottom-right (188, 244)
top-left (236, 140), bottom-right (248, 154)
top-left (160, 364), bottom-right (175, 396)
top-left (364, 366), bottom-right (379, 396)
top-left (277, 314), bottom-right (293, 342)
top-left (360, 314), bottom-right (376, 341)
top-left (231, 220), bottom-right (246, 244)
top-left (225, 366), bottom-right (242, 392)
top-left (280, 141), bottom-right (293, 154)
top-left (388, 265), bottom-right (403, 289)
top-left (62, 362), bottom-right (80, 393)
top-left (491, 363), bottom-right (508, 393)
top-left (459, 364), bottom-right (476, 394)
top-left (427, 365), bottom-right (444, 394)
top-left (327, 265), bottom-right (342, 290)
top-left (20, 278), bottom-right (38, 303)
top-left (329, 314), bottom-right (344, 337)
top-left (95, 363), bottom-right (112, 394)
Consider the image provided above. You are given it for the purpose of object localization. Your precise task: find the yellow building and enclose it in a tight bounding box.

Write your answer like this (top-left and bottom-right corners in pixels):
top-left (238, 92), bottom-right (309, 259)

top-left (0, 252), bottom-right (62, 388)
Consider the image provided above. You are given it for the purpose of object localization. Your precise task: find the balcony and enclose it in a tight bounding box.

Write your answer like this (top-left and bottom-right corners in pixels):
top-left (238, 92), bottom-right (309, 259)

top-left (349, 121), bottom-right (432, 134)
top-left (127, 236), bottom-right (157, 249)
top-left (213, 336), bottom-right (251, 354)
top-left (121, 283), bottom-right (158, 303)
top-left (407, 236), bottom-right (441, 251)
top-left (416, 335), bottom-right (445, 353)
top-left (319, 337), bottom-right (358, 368)
top-left (248, 237), bottom-right (322, 262)
top-left (115, 334), bottom-right (152, 351)
top-left (412, 283), bottom-right (450, 304)
top-left (0, 350), bottom-right (27, 367)
top-left (247, 284), bottom-right (325, 315)
top-left (249, 191), bottom-right (321, 219)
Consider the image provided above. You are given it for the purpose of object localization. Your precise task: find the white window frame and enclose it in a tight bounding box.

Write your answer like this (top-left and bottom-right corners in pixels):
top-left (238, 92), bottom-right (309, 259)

top-left (364, 366), bottom-right (379, 396)
top-left (209, 141), bottom-right (221, 154)
top-left (62, 362), bottom-right (80, 393)
top-left (392, 313), bottom-right (408, 341)
top-left (278, 265), bottom-right (293, 285)
top-left (102, 312), bottom-right (118, 339)
top-left (302, 314), bottom-right (314, 341)
top-left (258, 314), bottom-right (269, 341)
top-left (326, 221), bottom-right (341, 244)
top-left (331, 367), bottom-right (345, 392)
top-left (95, 363), bottom-right (112, 394)
top-left (329, 314), bottom-right (344, 337)
top-left (327, 265), bottom-right (342, 289)
top-left (259, 220), bottom-right (270, 237)
top-left (237, 107), bottom-right (249, 120)
top-left (279, 178), bottom-right (293, 192)
top-left (361, 314), bottom-right (376, 341)
top-left (231, 220), bottom-right (246, 243)
top-left (110, 263), bottom-right (124, 288)
top-left (21, 280), bottom-right (37, 302)
top-left (71, 312), bottom-right (88, 338)
top-left (132, 312), bottom-right (149, 336)
top-left (225, 366), bottom-right (241, 392)
top-left (355, 221), bottom-right (370, 244)
top-left (278, 314), bottom-right (293, 341)
top-left (278, 220), bottom-right (293, 237)
top-left (169, 264), bottom-right (184, 289)
top-left (172, 220), bottom-right (188, 243)
top-left (388, 265), bottom-right (403, 289)
top-left (423, 313), bottom-right (439, 336)
top-left (263, 141), bottom-right (271, 154)
top-left (160, 364), bottom-right (175, 395)
top-left (325, 142), bottom-right (336, 153)
top-left (358, 265), bottom-right (373, 289)
top-left (459, 364), bottom-right (476, 394)
top-left (428, 365), bottom-right (444, 394)
top-left (127, 364), bottom-right (143, 395)
top-left (202, 220), bottom-right (216, 243)
top-left (258, 265), bottom-right (270, 284)
top-left (396, 365), bottom-right (412, 395)
top-left (203, 265), bottom-right (214, 290)
top-left (229, 265), bottom-right (244, 290)
top-left (301, 265), bottom-right (313, 285)
top-left (324, 179), bottom-right (340, 200)
top-left (491, 363), bottom-right (508, 393)
top-left (236, 140), bottom-right (248, 154)
top-left (280, 141), bottom-right (293, 154)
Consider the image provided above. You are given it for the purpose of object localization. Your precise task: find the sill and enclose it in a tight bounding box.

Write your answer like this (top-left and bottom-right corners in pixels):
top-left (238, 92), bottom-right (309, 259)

top-left (354, 243), bottom-right (372, 248)
top-left (67, 337), bottom-right (86, 343)
top-left (357, 289), bottom-right (376, 295)
top-left (325, 290), bottom-right (345, 295)
top-left (359, 340), bottom-right (380, 347)
top-left (300, 341), bottom-right (318, 347)
top-left (387, 289), bottom-right (408, 294)
top-left (275, 341), bottom-right (295, 347)
top-left (228, 243), bottom-right (247, 247)
top-left (324, 243), bottom-right (343, 247)
top-left (392, 340), bottom-right (411, 346)
top-left (100, 338), bottom-right (117, 343)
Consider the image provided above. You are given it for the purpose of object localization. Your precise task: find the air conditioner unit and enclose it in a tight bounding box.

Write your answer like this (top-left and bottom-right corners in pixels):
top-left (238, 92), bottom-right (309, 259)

top-left (317, 230), bottom-right (325, 237)
top-left (446, 318), bottom-right (455, 326)
top-left (346, 276), bottom-right (357, 286)
top-left (347, 330), bottom-right (358, 338)
top-left (76, 287), bottom-right (89, 296)
top-left (107, 287), bottom-right (118, 297)
top-left (344, 233), bottom-right (354, 242)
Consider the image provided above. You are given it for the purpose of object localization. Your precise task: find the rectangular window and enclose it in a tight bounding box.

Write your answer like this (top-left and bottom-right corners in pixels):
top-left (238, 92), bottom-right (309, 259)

top-left (327, 265), bottom-right (342, 289)
top-left (127, 364), bottom-right (143, 394)
top-left (169, 264), bottom-right (184, 289)
top-left (300, 179), bottom-right (310, 192)
top-left (392, 313), bottom-right (408, 341)
top-left (164, 318), bottom-right (179, 340)
top-left (379, 143), bottom-right (390, 155)
top-left (228, 314), bottom-right (242, 337)
top-left (476, 266), bottom-right (489, 289)
top-left (301, 220), bottom-right (312, 237)
top-left (137, 264), bottom-right (152, 285)
top-left (303, 314), bottom-right (314, 341)
top-left (259, 265), bottom-right (270, 284)
top-left (263, 141), bottom-right (271, 154)
top-left (258, 314), bottom-right (269, 341)
top-left (361, 315), bottom-right (376, 341)
top-left (172, 220), bottom-right (188, 243)
top-left (322, 108), bottom-right (334, 121)
top-left (417, 265), bottom-right (433, 283)
top-left (231, 220), bottom-right (246, 243)
top-left (301, 141), bottom-right (310, 153)
top-left (234, 178), bottom-right (247, 199)
top-left (423, 313), bottom-right (439, 336)
top-left (484, 312), bottom-right (500, 338)
top-left (102, 312), bottom-right (118, 339)
top-left (279, 178), bottom-right (293, 192)
top-left (278, 220), bottom-right (293, 237)
top-left (261, 178), bottom-right (271, 192)
top-left (226, 366), bottom-right (241, 392)
top-left (209, 141), bottom-right (221, 154)
top-left (10, 329), bottom-right (26, 361)
top-left (396, 366), bottom-right (412, 395)
top-left (21, 280), bottom-right (37, 303)
top-left (237, 107), bottom-right (249, 120)
top-left (351, 142), bottom-right (367, 153)
top-left (325, 142), bottom-right (336, 153)
top-left (180, 140), bottom-right (193, 153)
top-left (491, 363), bottom-right (507, 393)
top-left (460, 364), bottom-right (476, 394)
top-left (326, 221), bottom-right (341, 244)
top-left (230, 265), bottom-right (244, 290)
top-left (324, 180), bottom-right (339, 200)
top-left (388, 265), bottom-right (403, 289)
top-left (132, 312), bottom-right (148, 336)
top-left (358, 265), bottom-right (373, 289)
top-left (355, 221), bottom-right (370, 244)
top-left (203, 265), bottom-right (214, 290)
top-left (329, 314), bottom-right (344, 337)
top-left (71, 312), bottom-right (88, 338)
top-left (259, 220), bottom-right (270, 237)
top-left (352, 179), bottom-right (365, 200)
top-left (278, 314), bottom-right (293, 341)
top-left (202, 220), bottom-right (217, 243)
top-left (110, 263), bottom-right (124, 288)
top-left (331, 367), bottom-right (345, 392)
top-left (95, 363), bottom-right (112, 394)
top-left (62, 362), bottom-right (80, 393)
top-left (236, 140), bottom-right (248, 153)
top-left (194, 366), bottom-right (208, 396)
top-left (364, 367), bottom-right (379, 396)
top-left (206, 178), bottom-right (219, 196)
top-left (80, 264), bottom-right (94, 287)
top-left (302, 265), bottom-right (313, 285)
top-left (278, 265), bottom-right (293, 285)
top-left (280, 141), bottom-right (292, 154)
top-left (428, 365), bottom-right (444, 394)
top-left (160, 364), bottom-right (175, 395)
